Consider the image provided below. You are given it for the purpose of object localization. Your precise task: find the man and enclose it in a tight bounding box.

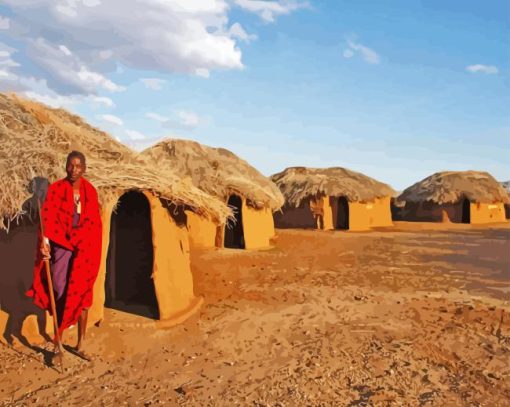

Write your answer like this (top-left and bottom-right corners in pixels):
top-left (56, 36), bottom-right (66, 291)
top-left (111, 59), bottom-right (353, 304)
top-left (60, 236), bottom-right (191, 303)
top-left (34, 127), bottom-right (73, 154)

top-left (27, 151), bottom-right (102, 360)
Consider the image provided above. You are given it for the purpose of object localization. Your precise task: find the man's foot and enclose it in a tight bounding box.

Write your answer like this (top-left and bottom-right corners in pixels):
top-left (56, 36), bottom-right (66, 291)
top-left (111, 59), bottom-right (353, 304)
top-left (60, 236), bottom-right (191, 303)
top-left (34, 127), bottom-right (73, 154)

top-left (52, 344), bottom-right (65, 371)
top-left (53, 342), bottom-right (65, 356)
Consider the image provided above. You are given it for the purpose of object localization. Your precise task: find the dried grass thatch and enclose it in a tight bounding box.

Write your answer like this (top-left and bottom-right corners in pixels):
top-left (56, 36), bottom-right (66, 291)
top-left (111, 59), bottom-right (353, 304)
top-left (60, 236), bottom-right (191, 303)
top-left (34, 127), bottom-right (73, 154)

top-left (398, 171), bottom-right (510, 205)
top-left (141, 139), bottom-right (284, 210)
top-left (270, 167), bottom-right (395, 207)
top-left (501, 181), bottom-right (510, 195)
top-left (0, 93), bottom-right (231, 231)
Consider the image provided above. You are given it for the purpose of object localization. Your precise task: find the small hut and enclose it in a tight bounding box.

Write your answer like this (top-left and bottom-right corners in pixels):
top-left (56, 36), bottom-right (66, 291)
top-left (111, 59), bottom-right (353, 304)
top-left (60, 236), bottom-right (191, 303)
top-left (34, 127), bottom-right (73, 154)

top-left (0, 93), bottom-right (230, 344)
top-left (141, 139), bottom-right (284, 249)
top-left (397, 171), bottom-right (509, 224)
top-left (271, 167), bottom-right (395, 231)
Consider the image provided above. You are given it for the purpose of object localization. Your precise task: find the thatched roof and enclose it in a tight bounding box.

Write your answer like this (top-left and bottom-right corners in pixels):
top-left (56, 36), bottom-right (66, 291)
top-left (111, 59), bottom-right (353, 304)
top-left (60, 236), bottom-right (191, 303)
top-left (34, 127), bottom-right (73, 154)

top-left (141, 139), bottom-right (284, 210)
top-left (270, 167), bottom-right (395, 207)
top-left (398, 171), bottom-right (510, 205)
top-left (501, 181), bottom-right (510, 195)
top-left (0, 93), bottom-right (231, 231)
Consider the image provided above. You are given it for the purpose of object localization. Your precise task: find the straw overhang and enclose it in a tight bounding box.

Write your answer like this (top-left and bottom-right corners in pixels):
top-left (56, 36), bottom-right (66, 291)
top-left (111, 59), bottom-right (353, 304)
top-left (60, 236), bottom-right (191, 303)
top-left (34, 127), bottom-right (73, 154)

top-left (0, 93), bottom-right (231, 231)
top-left (398, 171), bottom-right (510, 205)
top-left (141, 139), bottom-right (284, 210)
top-left (271, 166), bottom-right (395, 207)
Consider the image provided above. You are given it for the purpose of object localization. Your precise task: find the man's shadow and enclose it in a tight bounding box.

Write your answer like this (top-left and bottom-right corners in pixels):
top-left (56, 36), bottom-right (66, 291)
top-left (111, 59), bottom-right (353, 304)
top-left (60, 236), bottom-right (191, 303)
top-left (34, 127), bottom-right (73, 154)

top-left (0, 177), bottom-right (54, 363)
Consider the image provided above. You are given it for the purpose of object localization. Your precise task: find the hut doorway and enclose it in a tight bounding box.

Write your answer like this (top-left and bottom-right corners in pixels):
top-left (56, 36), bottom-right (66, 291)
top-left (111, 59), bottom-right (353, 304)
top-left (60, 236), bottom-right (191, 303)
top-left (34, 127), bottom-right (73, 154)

top-left (336, 197), bottom-right (349, 230)
top-left (224, 195), bottom-right (245, 249)
top-left (105, 191), bottom-right (159, 318)
top-left (461, 198), bottom-right (471, 224)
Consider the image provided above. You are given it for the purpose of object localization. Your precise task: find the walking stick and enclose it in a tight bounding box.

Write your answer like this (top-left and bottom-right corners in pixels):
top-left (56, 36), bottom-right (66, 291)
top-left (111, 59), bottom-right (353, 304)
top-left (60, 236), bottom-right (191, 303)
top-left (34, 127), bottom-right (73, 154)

top-left (36, 197), bottom-right (64, 372)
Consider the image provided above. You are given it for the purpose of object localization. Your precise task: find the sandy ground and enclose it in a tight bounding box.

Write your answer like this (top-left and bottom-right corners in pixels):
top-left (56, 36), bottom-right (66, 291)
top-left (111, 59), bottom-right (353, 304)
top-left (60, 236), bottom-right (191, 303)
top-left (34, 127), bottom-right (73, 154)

top-left (1, 222), bottom-right (510, 406)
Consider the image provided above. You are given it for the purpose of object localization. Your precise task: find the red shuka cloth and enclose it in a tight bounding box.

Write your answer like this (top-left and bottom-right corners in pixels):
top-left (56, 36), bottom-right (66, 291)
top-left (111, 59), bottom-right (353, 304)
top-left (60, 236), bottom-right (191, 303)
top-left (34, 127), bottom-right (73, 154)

top-left (26, 177), bottom-right (102, 334)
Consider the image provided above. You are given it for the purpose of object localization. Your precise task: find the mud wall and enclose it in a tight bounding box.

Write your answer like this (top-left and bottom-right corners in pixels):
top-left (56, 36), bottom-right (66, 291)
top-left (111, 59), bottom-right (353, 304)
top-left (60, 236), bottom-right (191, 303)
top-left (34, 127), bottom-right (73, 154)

top-left (143, 192), bottom-right (201, 321)
top-left (400, 201), bottom-right (461, 223)
top-left (273, 201), bottom-right (316, 229)
top-left (370, 197), bottom-right (394, 227)
top-left (275, 195), bottom-right (393, 231)
top-left (470, 202), bottom-right (506, 224)
top-left (400, 201), bottom-right (506, 224)
top-left (242, 201), bottom-right (275, 249)
top-left (185, 211), bottom-right (217, 249)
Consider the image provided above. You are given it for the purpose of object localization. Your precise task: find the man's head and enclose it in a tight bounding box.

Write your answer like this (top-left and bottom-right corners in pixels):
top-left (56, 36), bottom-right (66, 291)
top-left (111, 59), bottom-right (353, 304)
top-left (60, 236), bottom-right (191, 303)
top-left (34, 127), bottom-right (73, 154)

top-left (65, 151), bottom-right (86, 183)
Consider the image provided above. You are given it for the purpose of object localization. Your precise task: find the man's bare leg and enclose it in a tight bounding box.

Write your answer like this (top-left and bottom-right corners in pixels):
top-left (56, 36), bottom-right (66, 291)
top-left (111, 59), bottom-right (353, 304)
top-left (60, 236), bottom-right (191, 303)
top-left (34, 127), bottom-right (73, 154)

top-left (54, 332), bottom-right (65, 351)
top-left (75, 309), bottom-right (92, 361)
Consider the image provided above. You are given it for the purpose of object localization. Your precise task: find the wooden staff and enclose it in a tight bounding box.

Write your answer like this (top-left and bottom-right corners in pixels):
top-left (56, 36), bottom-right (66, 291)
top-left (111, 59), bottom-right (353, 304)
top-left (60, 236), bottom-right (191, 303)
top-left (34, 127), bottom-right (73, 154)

top-left (37, 197), bottom-right (64, 372)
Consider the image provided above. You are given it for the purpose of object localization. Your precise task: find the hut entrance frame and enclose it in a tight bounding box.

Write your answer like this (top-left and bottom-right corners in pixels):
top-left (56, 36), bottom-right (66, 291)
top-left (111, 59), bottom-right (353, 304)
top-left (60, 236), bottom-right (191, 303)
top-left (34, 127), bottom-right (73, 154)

top-left (224, 194), bottom-right (245, 249)
top-left (105, 190), bottom-right (159, 319)
top-left (335, 196), bottom-right (349, 230)
top-left (461, 198), bottom-right (471, 224)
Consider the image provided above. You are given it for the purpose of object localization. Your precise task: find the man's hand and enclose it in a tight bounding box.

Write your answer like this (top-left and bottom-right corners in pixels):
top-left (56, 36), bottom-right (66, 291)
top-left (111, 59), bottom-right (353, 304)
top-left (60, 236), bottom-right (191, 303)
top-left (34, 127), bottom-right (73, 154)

top-left (40, 241), bottom-right (51, 260)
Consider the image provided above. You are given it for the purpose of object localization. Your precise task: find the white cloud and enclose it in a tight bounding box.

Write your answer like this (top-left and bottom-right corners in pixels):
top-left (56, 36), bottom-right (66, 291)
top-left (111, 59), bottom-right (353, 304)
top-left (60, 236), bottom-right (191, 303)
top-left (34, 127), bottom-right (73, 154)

top-left (466, 64), bottom-right (498, 74)
top-left (99, 49), bottom-right (113, 60)
top-left (343, 49), bottom-right (354, 59)
top-left (76, 66), bottom-right (125, 92)
top-left (146, 109), bottom-right (203, 130)
top-left (195, 68), bottom-right (211, 78)
top-left (1, 1), bottom-right (306, 103)
top-left (22, 89), bottom-right (114, 109)
top-left (0, 53), bottom-right (115, 108)
top-left (178, 110), bottom-right (201, 129)
top-left (2, 0), bottom-right (244, 97)
top-left (0, 16), bottom-right (10, 30)
top-left (23, 38), bottom-right (125, 95)
top-left (344, 39), bottom-right (380, 65)
top-left (100, 114), bottom-right (123, 126)
top-left (90, 96), bottom-right (115, 108)
top-left (59, 45), bottom-right (72, 56)
top-left (84, 0), bottom-right (102, 7)
top-left (145, 112), bottom-right (169, 123)
top-left (0, 50), bottom-right (20, 68)
top-left (140, 78), bottom-right (167, 91)
top-left (126, 129), bottom-right (146, 140)
top-left (234, 0), bottom-right (308, 23)
top-left (229, 22), bottom-right (257, 43)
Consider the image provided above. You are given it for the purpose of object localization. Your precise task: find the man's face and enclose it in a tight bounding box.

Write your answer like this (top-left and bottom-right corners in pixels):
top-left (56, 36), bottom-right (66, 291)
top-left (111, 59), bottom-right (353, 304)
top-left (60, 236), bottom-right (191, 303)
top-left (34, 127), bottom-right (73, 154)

top-left (66, 157), bottom-right (85, 182)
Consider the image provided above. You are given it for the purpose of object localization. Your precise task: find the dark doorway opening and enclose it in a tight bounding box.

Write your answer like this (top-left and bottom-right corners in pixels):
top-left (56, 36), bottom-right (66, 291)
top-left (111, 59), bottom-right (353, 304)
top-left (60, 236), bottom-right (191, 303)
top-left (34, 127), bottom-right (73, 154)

top-left (105, 191), bottom-right (159, 319)
top-left (336, 197), bottom-right (349, 230)
top-left (224, 195), bottom-right (245, 249)
top-left (461, 198), bottom-right (471, 224)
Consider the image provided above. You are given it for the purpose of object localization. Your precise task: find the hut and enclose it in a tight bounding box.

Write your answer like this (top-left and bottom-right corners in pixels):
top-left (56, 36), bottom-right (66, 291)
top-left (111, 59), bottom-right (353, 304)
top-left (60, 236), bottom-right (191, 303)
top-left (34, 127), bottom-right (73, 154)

top-left (0, 93), bottom-right (230, 344)
top-left (141, 139), bottom-right (284, 250)
top-left (397, 171), bottom-right (509, 224)
top-left (271, 167), bottom-right (395, 231)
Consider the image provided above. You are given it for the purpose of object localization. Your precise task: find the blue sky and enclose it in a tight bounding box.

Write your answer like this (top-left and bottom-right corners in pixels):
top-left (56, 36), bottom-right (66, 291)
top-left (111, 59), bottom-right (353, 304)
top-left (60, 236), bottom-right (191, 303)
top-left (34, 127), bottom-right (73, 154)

top-left (1, 0), bottom-right (508, 190)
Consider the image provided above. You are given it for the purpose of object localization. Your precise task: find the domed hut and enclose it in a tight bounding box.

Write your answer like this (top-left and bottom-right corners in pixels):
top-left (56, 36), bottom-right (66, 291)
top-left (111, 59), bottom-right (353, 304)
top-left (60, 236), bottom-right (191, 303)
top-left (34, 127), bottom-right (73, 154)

top-left (397, 171), bottom-right (508, 224)
top-left (271, 167), bottom-right (395, 231)
top-left (0, 93), bottom-right (230, 344)
top-left (141, 139), bottom-right (284, 250)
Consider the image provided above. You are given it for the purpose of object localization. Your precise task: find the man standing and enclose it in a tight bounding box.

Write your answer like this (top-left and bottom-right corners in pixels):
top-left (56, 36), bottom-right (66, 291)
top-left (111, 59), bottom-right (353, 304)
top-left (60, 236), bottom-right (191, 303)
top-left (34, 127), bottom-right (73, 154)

top-left (27, 151), bottom-right (102, 360)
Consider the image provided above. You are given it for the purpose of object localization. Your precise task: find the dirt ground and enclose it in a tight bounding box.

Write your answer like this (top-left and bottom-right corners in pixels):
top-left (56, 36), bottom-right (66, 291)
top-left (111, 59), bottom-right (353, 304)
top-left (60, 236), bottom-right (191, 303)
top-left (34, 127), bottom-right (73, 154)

top-left (1, 222), bottom-right (510, 406)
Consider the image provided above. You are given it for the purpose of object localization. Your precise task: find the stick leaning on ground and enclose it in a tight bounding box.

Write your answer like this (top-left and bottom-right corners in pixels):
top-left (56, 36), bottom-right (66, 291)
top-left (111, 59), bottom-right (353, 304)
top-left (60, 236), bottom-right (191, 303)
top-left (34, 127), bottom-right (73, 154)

top-left (37, 197), bottom-right (65, 372)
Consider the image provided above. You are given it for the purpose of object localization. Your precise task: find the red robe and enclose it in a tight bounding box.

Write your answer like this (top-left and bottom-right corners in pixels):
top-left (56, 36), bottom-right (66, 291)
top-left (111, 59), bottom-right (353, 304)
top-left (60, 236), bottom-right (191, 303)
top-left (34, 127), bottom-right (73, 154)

top-left (26, 177), bottom-right (102, 334)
